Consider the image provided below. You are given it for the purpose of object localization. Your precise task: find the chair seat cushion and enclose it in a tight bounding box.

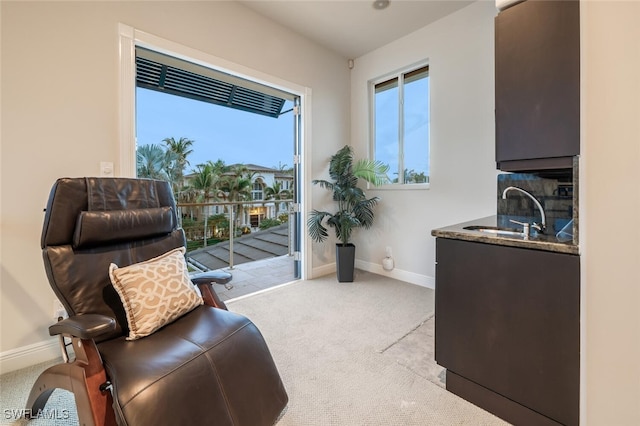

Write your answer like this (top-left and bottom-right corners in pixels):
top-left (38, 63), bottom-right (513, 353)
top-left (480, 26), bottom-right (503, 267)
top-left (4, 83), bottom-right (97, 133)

top-left (98, 305), bottom-right (288, 426)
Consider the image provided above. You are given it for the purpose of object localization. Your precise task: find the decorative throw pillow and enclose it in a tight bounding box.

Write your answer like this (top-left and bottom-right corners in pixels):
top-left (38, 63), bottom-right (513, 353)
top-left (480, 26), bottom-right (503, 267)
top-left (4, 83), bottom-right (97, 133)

top-left (109, 247), bottom-right (203, 340)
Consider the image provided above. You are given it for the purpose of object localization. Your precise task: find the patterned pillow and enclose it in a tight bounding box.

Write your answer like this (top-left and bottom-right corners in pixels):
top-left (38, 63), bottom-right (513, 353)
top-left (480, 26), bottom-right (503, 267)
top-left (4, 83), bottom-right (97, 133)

top-left (109, 247), bottom-right (203, 340)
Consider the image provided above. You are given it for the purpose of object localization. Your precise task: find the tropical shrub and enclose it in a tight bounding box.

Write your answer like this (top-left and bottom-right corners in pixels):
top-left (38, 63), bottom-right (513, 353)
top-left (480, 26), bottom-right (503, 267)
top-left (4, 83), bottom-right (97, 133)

top-left (259, 218), bottom-right (281, 230)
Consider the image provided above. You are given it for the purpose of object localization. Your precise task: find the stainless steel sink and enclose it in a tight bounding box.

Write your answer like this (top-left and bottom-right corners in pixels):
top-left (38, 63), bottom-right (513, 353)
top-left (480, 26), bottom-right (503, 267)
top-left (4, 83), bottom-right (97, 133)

top-left (463, 225), bottom-right (524, 237)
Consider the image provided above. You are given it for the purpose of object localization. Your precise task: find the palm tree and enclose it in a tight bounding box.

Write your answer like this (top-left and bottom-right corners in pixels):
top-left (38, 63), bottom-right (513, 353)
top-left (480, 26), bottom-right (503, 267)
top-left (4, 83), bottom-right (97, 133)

top-left (273, 161), bottom-right (293, 173)
top-left (393, 168), bottom-right (428, 184)
top-left (174, 186), bottom-right (200, 241)
top-left (191, 160), bottom-right (230, 201)
top-left (190, 162), bottom-right (219, 247)
top-left (174, 186), bottom-right (200, 221)
top-left (163, 137), bottom-right (194, 189)
top-left (308, 145), bottom-right (389, 246)
top-left (192, 163), bottom-right (217, 203)
top-left (137, 144), bottom-right (177, 181)
top-left (308, 146), bottom-right (388, 282)
top-left (207, 214), bottom-right (228, 239)
top-left (264, 181), bottom-right (292, 200)
top-left (264, 181), bottom-right (293, 224)
top-left (220, 172), bottom-right (252, 204)
top-left (189, 160), bottom-right (231, 246)
top-left (218, 165), bottom-right (253, 229)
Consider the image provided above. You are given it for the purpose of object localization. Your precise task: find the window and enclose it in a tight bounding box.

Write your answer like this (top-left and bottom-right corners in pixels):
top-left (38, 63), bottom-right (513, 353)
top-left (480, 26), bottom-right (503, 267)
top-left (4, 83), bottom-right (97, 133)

top-left (371, 64), bottom-right (430, 186)
top-left (252, 181), bottom-right (264, 200)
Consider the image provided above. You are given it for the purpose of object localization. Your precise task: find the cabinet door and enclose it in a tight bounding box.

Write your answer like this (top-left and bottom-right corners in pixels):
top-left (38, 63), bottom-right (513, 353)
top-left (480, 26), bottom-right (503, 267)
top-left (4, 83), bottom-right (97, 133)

top-left (495, 0), bottom-right (580, 170)
top-left (435, 238), bottom-right (579, 425)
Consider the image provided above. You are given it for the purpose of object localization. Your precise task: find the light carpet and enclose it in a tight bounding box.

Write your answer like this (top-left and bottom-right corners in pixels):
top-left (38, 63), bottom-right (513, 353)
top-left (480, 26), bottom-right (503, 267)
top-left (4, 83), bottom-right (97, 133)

top-left (228, 270), bottom-right (507, 425)
top-left (1, 270), bottom-right (508, 425)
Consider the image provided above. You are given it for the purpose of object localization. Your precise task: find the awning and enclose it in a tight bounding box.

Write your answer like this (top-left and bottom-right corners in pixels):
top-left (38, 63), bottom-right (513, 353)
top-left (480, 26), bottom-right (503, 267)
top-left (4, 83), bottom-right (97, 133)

top-left (136, 47), bottom-right (290, 118)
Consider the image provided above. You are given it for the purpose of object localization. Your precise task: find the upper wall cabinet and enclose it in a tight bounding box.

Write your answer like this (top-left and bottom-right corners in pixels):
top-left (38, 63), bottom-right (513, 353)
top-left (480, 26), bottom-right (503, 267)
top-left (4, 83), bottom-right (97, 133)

top-left (495, 0), bottom-right (580, 172)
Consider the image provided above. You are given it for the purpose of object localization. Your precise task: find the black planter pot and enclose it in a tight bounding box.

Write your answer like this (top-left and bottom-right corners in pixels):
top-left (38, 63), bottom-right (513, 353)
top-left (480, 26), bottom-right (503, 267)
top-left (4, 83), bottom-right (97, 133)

top-left (336, 243), bottom-right (356, 282)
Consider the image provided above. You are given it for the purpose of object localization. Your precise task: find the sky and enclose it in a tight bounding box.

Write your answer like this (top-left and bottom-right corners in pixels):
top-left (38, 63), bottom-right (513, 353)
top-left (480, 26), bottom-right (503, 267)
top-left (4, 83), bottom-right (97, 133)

top-left (374, 75), bottom-right (430, 180)
top-left (136, 88), bottom-right (295, 174)
top-left (137, 76), bottom-right (428, 180)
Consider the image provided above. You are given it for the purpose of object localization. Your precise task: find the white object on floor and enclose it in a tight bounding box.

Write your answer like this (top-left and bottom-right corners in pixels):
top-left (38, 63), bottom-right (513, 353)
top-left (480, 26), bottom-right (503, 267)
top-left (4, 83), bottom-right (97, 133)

top-left (496, 0), bottom-right (525, 11)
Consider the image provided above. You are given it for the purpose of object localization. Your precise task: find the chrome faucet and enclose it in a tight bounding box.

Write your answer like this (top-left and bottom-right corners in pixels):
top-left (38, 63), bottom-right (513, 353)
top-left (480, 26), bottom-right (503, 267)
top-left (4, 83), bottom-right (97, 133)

top-left (502, 186), bottom-right (546, 234)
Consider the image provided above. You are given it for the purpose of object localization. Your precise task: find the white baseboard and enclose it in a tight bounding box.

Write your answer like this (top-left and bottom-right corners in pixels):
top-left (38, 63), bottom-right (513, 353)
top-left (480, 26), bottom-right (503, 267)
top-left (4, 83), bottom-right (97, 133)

top-left (311, 260), bottom-right (435, 289)
top-left (0, 339), bottom-right (61, 374)
top-left (355, 259), bottom-right (435, 289)
top-left (311, 262), bottom-right (336, 279)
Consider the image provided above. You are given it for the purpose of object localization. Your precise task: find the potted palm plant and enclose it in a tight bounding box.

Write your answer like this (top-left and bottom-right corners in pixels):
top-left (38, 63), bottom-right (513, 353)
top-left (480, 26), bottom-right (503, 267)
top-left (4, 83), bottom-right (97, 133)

top-left (308, 145), bottom-right (389, 282)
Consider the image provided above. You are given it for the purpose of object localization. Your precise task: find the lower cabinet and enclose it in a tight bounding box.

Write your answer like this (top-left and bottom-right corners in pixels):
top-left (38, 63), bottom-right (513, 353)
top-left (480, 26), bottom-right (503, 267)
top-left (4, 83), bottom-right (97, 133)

top-left (435, 238), bottom-right (579, 425)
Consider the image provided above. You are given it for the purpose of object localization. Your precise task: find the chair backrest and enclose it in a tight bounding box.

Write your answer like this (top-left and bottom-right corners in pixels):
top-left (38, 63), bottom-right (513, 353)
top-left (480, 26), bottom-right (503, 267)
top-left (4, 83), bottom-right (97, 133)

top-left (41, 177), bottom-right (185, 341)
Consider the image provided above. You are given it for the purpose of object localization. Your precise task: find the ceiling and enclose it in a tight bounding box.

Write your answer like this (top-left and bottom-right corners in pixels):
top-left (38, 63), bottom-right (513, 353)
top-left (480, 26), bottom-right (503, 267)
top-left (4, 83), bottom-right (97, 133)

top-left (238, 0), bottom-right (476, 59)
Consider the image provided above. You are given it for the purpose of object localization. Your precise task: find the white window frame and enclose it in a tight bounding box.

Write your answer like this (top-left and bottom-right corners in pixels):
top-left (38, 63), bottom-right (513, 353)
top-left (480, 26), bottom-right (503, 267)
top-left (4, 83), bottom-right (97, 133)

top-left (369, 61), bottom-right (430, 190)
top-left (252, 181), bottom-right (264, 201)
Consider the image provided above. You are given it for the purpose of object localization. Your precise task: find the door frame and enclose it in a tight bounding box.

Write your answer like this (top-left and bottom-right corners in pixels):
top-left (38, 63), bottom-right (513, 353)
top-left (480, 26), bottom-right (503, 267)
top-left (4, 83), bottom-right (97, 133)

top-left (118, 23), bottom-right (311, 280)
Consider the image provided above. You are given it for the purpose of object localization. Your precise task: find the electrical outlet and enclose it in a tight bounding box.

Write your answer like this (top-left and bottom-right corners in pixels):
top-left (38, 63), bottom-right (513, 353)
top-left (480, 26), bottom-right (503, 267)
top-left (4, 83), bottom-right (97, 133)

top-left (100, 161), bottom-right (114, 177)
top-left (52, 299), bottom-right (68, 320)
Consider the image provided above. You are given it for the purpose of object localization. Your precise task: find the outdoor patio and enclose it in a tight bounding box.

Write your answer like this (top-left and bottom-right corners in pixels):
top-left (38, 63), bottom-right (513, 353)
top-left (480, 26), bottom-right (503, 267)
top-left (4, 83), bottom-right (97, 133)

top-left (187, 223), bottom-right (291, 271)
top-left (204, 254), bottom-right (297, 302)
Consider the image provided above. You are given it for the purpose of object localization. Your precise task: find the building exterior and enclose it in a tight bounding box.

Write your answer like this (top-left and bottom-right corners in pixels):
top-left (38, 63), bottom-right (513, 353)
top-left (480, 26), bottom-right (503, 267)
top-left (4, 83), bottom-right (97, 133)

top-left (243, 164), bottom-right (294, 228)
top-left (183, 163), bottom-right (293, 230)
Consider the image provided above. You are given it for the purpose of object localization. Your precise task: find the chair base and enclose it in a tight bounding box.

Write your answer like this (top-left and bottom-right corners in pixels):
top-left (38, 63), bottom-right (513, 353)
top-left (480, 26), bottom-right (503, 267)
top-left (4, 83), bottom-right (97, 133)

top-left (26, 338), bottom-right (116, 426)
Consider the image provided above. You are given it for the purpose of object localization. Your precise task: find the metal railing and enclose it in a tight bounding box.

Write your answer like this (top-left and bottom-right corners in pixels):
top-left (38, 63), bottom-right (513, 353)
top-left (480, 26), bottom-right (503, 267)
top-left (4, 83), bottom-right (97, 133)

top-left (176, 199), bottom-right (293, 270)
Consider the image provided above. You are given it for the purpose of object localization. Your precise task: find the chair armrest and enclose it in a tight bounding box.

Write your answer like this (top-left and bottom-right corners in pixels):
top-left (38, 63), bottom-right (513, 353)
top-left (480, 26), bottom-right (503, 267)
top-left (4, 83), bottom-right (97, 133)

top-left (49, 314), bottom-right (116, 339)
top-left (191, 271), bottom-right (231, 310)
top-left (194, 282), bottom-right (228, 310)
top-left (191, 270), bottom-right (232, 285)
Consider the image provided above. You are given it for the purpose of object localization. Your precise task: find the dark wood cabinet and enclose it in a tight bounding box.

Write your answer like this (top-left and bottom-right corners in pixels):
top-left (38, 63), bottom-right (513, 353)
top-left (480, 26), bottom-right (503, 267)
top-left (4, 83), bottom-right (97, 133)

top-left (495, 0), bottom-right (580, 171)
top-left (435, 238), bottom-right (579, 425)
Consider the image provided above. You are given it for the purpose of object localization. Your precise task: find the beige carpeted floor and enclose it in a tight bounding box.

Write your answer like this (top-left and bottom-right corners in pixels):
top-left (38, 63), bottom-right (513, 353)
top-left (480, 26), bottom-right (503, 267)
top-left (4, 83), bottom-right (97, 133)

top-left (229, 270), bottom-right (508, 426)
top-left (0, 270), bottom-right (508, 425)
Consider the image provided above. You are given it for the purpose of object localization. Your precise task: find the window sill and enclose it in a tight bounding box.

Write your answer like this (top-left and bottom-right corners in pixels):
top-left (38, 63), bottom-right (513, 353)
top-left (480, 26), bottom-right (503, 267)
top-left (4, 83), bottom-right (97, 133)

top-left (370, 183), bottom-right (430, 191)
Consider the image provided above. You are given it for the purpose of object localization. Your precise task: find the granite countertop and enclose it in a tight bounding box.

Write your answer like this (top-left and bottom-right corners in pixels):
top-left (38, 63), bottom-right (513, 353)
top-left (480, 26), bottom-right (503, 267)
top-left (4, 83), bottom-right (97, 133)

top-left (431, 216), bottom-right (579, 255)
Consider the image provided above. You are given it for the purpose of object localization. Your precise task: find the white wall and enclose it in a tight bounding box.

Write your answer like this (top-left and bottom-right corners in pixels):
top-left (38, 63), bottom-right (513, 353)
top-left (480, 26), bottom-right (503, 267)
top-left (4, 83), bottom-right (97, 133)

top-left (0, 1), bottom-right (349, 367)
top-left (581, 1), bottom-right (640, 424)
top-left (348, 0), bottom-right (498, 285)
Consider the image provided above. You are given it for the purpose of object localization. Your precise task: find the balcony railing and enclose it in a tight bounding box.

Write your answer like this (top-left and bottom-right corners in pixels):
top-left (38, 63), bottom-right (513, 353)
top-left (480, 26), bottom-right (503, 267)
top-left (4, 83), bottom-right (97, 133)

top-left (176, 199), bottom-right (293, 271)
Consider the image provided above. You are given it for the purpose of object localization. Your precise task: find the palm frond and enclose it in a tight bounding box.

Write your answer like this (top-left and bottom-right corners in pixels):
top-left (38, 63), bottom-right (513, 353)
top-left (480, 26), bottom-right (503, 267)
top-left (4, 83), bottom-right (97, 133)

top-left (328, 211), bottom-right (359, 245)
top-left (307, 210), bottom-right (332, 243)
top-left (312, 179), bottom-right (335, 192)
top-left (328, 145), bottom-right (354, 182)
top-left (353, 159), bottom-right (390, 186)
top-left (352, 197), bottom-right (379, 228)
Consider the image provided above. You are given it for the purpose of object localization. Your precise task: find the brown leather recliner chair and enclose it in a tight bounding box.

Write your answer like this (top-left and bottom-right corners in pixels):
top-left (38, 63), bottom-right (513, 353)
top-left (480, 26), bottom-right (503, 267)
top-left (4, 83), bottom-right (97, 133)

top-left (26, 177), bottom-right (288, 425)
